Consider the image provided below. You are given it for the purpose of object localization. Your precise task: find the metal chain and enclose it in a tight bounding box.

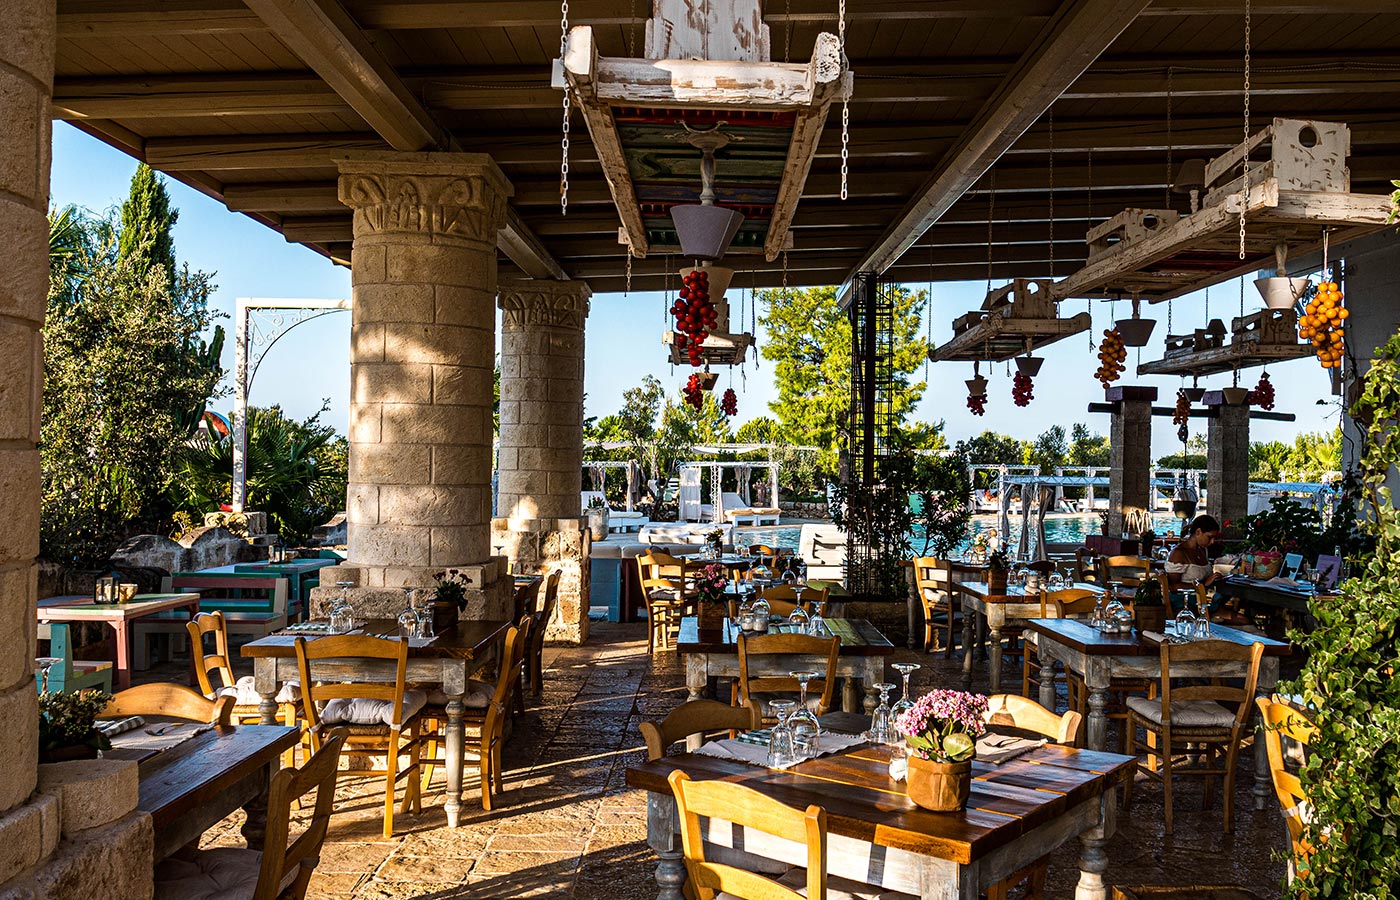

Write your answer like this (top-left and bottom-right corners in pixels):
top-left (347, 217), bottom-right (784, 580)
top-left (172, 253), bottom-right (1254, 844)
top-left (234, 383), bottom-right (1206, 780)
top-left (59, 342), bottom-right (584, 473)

top-left (1167, 298), bottom-right (1173, 334)
top-left (628, 0), bottom-right (640, 58)
top-left (986, 168), bottom-right (996, 293)
top-left (925, 241), bottom-right (934, 382)
top-left (838, 0), bottom-right (849, 200)
top-left (783, 0), bottom-right (792, 63)
top-left (1165, 66), bottom-right (1174, 209)
top-left (559, 0), bottom-right (570, 214)
top-left (625, 248), bottom-right (632, 297)
top-left (1239, 0), bottom-right (1251, 259)
top-left (1087, 146), bottom-right (1093, 223)
top-left (1205, 284), bottom-right (1210, 321)
top-left (1048, 104), bottom-right (1055, 279)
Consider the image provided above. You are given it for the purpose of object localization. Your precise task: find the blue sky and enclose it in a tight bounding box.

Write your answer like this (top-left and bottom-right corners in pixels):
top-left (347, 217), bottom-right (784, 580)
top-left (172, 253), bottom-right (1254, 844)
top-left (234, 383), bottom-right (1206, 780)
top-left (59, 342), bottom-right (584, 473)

top-left (51, 123), bottom-right (1342, 457)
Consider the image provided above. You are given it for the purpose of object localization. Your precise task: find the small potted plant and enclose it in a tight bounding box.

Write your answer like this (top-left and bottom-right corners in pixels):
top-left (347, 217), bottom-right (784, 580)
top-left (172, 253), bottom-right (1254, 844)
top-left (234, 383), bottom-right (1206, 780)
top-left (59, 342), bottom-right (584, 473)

top-left (693, 562), bottom-right (729, 632)
top-left (585, 496), bottom-right (610, 541)
top-left (431, 569), bottom-right (469, 631)
top-left (704, 528), bottom-right (725, 559)
top-left (1132, 576), bottom-right (1167, 633)
top-left (39, 689), bottom-right (112, 763)
top-left (897, 689), bottom-right (988, 811)
top-left (986, 546), bottom-right (1010, 594)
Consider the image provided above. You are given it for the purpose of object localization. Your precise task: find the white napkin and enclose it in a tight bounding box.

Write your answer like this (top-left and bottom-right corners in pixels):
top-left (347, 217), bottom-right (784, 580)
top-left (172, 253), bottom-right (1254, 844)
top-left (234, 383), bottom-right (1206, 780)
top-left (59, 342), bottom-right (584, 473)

top-left (975, 733), bottom-right (1046, 765)
top-left (696, 731), bottom-right (867, 768)
top-left (109, 722), bottom-right (214, 752)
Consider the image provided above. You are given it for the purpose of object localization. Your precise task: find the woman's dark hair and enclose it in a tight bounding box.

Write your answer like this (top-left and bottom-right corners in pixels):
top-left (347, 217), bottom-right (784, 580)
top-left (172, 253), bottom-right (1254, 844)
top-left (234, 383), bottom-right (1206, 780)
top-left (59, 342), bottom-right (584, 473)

top-left (1187, 514), bottom-right (1221, 536)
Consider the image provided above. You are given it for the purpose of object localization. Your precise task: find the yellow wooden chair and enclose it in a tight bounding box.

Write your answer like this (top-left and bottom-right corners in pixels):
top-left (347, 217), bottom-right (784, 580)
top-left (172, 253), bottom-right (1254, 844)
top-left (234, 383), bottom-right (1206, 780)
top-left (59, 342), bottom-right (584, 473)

top-left (735, 632), bottom-right (840, 724)
top-left (103, 682), bottom-right (234, 726)
top-left (912, 557), bottom-right (959, 656)
top-left (640, 699), bottom-right (760, 760)
top-left (1256, 696), bottom-right (1318, 883)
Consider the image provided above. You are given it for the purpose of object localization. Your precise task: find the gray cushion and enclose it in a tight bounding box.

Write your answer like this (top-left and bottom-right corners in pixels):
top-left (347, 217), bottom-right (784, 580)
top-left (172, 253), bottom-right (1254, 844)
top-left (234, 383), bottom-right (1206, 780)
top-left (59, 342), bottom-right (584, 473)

top-left (154, 848), bottom-right (268, 900)
top-left (1126, 696), bottom-right (1237, 728)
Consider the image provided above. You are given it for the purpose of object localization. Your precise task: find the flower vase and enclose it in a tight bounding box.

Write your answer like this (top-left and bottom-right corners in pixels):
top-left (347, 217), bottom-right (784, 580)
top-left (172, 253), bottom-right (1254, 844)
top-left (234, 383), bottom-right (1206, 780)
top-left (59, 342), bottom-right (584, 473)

top-left (1134, 604), bottom-right (1167, 634)
top-left (987, 568), bottom-right (1008, 594)
top-left (697, 601), bottom-right (726, 633)
top-left (906, 756), bottom-right (972, 812)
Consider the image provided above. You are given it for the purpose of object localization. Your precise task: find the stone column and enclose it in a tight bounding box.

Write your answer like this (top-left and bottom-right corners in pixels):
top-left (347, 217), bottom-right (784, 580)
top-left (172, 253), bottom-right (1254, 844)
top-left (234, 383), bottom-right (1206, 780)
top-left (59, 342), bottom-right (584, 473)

top-left (492, 280), bottom-right (592, 644)
top-left (1107, 386), bottom-right (1156, 536)
top-left (323, 152), bottom-right (514, 620)
top-left (1207, 391), bottom-right (1251, 527)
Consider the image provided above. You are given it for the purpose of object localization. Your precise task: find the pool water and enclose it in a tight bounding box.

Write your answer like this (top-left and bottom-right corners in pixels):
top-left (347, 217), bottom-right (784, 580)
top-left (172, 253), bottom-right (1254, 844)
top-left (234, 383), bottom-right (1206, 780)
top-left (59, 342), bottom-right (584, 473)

top-left (733, 513), bottom-right (1182, 555)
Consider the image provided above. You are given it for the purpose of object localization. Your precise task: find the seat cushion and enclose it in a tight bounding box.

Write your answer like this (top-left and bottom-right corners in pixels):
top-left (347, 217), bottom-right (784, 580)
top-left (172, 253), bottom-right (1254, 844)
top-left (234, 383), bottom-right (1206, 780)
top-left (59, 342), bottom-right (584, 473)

top-left (426, 679), bottom-right (495, 709)
top-left (737, 868), bottom-right (914, 900)
top-left (320, 689), bottom-right (426, 728)
top-left (1126, 696), bottom-right (1237, 728)
top-left (215, 675), bottom-right (299, 706)
top-left (154, 848), bottom-right (264, 900)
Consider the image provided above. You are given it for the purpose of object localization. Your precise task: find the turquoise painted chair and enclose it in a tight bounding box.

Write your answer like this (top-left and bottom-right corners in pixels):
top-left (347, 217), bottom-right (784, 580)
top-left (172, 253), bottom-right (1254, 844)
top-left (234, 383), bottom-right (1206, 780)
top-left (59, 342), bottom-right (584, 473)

top-left (36, 623), bottom-right (113, 694)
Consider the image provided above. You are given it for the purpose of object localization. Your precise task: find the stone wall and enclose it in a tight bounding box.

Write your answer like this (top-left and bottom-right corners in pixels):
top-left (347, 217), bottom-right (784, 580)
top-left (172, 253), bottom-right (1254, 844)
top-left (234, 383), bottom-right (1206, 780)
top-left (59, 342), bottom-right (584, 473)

top-left (778, 500), bottom-right (829, 519)
top-left (491, 517), bottom-right (590, 644)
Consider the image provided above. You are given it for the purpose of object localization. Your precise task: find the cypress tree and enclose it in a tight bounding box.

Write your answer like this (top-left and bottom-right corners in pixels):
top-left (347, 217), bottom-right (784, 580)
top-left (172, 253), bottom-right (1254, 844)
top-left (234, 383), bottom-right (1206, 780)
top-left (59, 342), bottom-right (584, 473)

top-left (118, 163), bottom-right (178, 285)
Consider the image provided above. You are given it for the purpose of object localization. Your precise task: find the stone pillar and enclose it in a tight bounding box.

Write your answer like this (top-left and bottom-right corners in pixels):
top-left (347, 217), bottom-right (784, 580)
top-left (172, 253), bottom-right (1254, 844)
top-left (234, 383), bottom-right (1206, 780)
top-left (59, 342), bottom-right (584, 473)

top-left (2, 4), bottom-right (153, 896)
top-left (323, 152), bottom-right (514, 620)
top-left (1, 0), bottom-right (53, 821)
top-left (492, 280), bottom-right (592, 644)
top-left (1106, 386), bottom-right (1156, 536)
top-left (1206, 391), bottom-right (1251, 527)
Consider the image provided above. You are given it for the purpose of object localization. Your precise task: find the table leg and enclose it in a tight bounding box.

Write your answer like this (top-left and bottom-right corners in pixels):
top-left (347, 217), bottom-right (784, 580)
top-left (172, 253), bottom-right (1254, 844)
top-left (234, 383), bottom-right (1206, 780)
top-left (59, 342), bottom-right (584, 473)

top-left (445, 697), bottom-right (465, 828)
top-left (648, 793), bottom-right (686, 900)
top-left (113, 621), bottom-right (132, 690)
top-left (1038, 652), bottom-right (1057, 712)
top-left (1253, 658), bottom-right (1280, 810)
top-left (1074, 792), bottom-right (1115, 900)
top-left (240, 770), bottom-right (271, 851)
top-left (906, 595), bottom-right (918, 650)
top-left (960, 611), bottom-right (975, 689)
top-left (655, 849), bottom-right (686, 900)
top-left (1085, 669), bottom-right (1110, 753)
top-left (987, 624), bottom-right (1003, 694)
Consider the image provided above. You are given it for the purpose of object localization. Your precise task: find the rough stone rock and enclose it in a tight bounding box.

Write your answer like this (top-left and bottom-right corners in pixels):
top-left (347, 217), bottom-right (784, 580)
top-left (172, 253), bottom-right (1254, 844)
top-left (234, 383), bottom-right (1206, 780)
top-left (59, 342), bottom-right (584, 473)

top-left (312, 512), bottom-right (347, 546)
top-left (0, 812), bottom-right (153, 900)
top-left (108, 535), bottom-right (183, 576)
top-left (0, 798), bottom-right (45, 887)
top-left (36, 760), bottom-right (138, 837)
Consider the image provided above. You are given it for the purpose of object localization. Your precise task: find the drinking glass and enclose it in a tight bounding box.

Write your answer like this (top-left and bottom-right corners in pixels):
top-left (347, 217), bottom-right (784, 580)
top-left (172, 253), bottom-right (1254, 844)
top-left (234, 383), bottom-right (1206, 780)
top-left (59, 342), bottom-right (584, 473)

top-left (1048, 571), bottom-right (1065, 590)
top-left (329, 580), bottom-right (356, 633)
top-left (806, 603), bottom-right (826, 636)
top-left (397, 588), bottom-right (420, 638)
top-left (866, 683), bottom-right (898, 745)
top-left (752, 596), bottom-right (771, 623)
top-left (1172, 594), bottom-right (1197, 640)
top-left (411, 588), bottom-right (435, 639)
top-left (890, 662), bottom-right (920, 734)
top-left (767, 700), bottom-right (798, 768)
top-left (787, 671), bottom-right (821, 750)
top-left (787, 603), bottom-right (810, 631)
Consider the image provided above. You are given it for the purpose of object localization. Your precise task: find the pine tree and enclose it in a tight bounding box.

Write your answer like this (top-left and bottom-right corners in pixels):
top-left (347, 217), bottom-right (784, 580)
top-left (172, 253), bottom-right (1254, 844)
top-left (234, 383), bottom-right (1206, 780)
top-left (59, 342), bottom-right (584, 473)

top-left (118, 163), bottom-right (178, 285)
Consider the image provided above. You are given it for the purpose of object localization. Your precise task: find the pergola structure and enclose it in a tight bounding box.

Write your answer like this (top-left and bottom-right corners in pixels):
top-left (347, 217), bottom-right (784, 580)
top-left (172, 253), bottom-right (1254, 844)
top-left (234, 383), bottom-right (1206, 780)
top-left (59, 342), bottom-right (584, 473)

top-left (6, 1), bottom-right (1400, 894)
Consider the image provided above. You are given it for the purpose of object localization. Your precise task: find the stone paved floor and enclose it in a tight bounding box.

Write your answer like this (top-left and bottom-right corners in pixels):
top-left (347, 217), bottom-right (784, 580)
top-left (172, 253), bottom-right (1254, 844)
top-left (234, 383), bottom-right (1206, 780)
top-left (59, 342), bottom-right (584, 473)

top-left (196, 623), bottom-right (1289, 898)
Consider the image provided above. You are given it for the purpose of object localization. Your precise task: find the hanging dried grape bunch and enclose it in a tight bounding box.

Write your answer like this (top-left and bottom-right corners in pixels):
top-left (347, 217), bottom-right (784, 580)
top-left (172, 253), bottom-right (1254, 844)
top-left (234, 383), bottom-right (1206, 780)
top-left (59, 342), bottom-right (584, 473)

top-left (1248, 371), bottom-right (1275, 410)
top-left (721, 388), bottom-right (737, 416)
top-left (1012, 371), bottom-right (1034, 407)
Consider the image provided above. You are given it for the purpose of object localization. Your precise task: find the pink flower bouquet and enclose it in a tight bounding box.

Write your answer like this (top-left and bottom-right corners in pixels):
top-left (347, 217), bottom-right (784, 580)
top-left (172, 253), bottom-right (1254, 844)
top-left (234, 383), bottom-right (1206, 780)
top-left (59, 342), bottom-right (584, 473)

top-left (896, 689), bottom-right (988, 763)
top-left (693, 563), bottom-right (729, 604)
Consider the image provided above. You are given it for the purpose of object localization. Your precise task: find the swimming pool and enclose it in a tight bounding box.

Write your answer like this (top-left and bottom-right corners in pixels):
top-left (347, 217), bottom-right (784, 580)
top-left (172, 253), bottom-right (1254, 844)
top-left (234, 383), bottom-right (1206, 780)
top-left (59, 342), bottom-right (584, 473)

top-left (732, 513), bottom-right (1183, 554)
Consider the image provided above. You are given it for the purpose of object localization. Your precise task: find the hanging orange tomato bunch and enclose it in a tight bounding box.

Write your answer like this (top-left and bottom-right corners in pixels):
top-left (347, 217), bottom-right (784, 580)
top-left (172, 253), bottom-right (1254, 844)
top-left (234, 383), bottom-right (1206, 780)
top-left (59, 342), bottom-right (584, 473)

top-left (1248, 371), bottom-right (1275, 410)
top-left (1300, 279), bottom-right (1347, 369)
top-left (1012, 371), bottom-right (1034, 406)
top-left (672, 269), bottom-right (718, 367)
top-left (683, 374), bottom-right (704, 409)
top-left (1096, 328), bottom-right (1127, 388)
top-left (721, 388), bottom-right (737, 416)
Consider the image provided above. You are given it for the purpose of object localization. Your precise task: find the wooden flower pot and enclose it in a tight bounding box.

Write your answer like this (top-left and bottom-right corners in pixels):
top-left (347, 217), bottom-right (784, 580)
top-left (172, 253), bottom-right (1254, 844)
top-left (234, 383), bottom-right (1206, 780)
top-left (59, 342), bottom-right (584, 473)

top-left (697, 601), bottom-right (727, 632)
top-left (1134, 604), bottom-right (1167, 634)
top-left (987, 569), bottom-right (1008, 594)
top-left (906, 756), bottom-right (972, 812)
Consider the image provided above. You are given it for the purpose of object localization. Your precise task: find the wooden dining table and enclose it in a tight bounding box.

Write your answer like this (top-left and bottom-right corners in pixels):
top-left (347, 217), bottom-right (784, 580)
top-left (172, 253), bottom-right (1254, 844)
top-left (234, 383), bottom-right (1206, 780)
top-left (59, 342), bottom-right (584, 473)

top-left (957, 581), bottom-right (1104, 693)
top-left (677, 616), bottom-right (894, 724)
top-left (1025, 617), bottom-right (1290, 810)
top-left (38, 593), bottom-right (202, 690)
top-left (242, 617), bottom-right (510, 827)
top-left (627, 736), bottom-right (1135, 899)
top-left (107, 724), bottom-right (300, 862)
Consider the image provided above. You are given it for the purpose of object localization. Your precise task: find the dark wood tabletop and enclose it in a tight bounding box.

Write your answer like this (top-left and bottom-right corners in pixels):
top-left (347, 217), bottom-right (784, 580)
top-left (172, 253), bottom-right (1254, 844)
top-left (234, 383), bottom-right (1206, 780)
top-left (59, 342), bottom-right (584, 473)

top-left (959, 581), bottom-right (1102, 602)
top-left (627, 741), bottom-right (1134, 865)
top-left (130, 724), bottom-right (299, 837)
top-left (241, 618), bottom-right (511, 661)
top-left (1025, 617), bottom-right (1291, 656)
top-left (677, 616), bottom-right (895, 656)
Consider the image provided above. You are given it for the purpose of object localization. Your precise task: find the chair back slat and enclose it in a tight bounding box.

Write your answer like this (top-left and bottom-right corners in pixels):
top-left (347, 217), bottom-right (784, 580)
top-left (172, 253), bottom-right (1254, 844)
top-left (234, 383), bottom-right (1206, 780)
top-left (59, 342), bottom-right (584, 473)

top-left (1256, 696), bottom-right (1317, 860)
top-left (985, 693), bottom-right (1083, 745)
top-left (253, 729), bottom-right (346, 900)
top-left (641, 700), bottom-right (760, 760)
top-left (669, 770), bottom-right (825, 900)
top-left (104, 683), bottom-right (234, 725)
top-left (1157, 639), bottom-right (1265, 728)
top-left (1046, 589), bottom-right (1099, 618)
top-left (186, 611), bottom-right (237, 697)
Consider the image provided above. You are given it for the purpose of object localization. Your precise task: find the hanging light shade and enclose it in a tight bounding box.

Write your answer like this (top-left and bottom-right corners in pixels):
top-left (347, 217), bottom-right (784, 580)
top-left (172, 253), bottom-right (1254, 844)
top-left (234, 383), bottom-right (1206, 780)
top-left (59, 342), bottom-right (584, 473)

top-left (1014, 356), bottom-right (1043, 377)
top-left (965, 375), bottom-right (989, 396)
top-left (1114, 294), bottom-right (1156, 347)
top-left (671, 205), bottom-right (745, 261)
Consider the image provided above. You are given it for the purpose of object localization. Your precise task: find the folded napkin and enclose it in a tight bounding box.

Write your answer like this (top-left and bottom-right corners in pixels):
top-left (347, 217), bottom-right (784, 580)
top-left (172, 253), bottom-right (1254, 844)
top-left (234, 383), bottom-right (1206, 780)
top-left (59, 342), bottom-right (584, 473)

top-left (975, 733), bottom-right (1046, 765)
top-left (109, 721), bottom-right (214, 752)
top-left (97, 716), bottom-right (145, 737)
top-left (697, 731), bottom-right (867, 768)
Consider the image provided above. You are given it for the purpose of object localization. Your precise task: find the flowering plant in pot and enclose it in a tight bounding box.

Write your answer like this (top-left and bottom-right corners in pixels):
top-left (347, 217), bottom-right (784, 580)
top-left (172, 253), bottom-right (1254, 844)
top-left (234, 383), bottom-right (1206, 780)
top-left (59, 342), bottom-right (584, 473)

top-left (1132, 576), bottom-right (1167, 633)
top-left (986, 546), bottom-right (1010, 593)
top-left (39, 689), bottom-right (112, 763)
top-left (693, 562), bottom-right (730, 630)
top-left (896, 690), bottom-right (988, 811)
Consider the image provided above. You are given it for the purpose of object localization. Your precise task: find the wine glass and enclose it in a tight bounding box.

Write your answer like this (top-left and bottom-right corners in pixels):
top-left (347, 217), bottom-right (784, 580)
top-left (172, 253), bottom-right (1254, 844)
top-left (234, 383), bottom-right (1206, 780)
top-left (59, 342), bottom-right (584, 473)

top-left (806, 601), bottom-right (826, 636)
top-left (787, 603), bottom-right (810, 631)
top-left (767, 700), bottom-right (798, 768)
top-left (1173, 592), bottom-right (1197, 641)
top-left (752, 596), bottom-right (771, 623)
top-left (411, 588), bottom-right (435, 639)
top-left (330, 581), bottom-right (356, 633)
top-left (866, 683), bottom-right (898, 745)
top-left (787, 671), bottom-right (821, 750)
top-left (398, 587), bottom-right (421, 638)
top-left (890, 663), bottom-right (920, 734)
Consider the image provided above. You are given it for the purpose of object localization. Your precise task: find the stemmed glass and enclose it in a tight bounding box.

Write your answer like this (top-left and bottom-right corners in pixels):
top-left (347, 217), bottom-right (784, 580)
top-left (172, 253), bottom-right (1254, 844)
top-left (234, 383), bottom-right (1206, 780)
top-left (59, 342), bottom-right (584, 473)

top-left (767, 700), bottom-right (799, 768)
top-left (787, 671), bottom-right (822, 751)
top-left (1172, 591), bottom-right (1197, 640)
top-left (411, 588), bottom-right (434, 639)
top-left (806, 599), bottom-right (826, 636)
top-left (398, 587), bottom-right (421, 638)
top-left (866, 682), bottom-right (898, 744)
top-left (787, 603), bottom-right (810, 631)
top-left (890, 663), bottom-right (920, 735)
top-left (329, 580), bottom-right (356, 633)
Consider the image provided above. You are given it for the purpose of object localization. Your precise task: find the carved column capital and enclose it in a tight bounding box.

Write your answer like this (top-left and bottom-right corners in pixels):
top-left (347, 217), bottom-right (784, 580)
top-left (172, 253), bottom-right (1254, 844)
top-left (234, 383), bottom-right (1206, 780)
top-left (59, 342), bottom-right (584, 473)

top-left (337, 152), bottom-right (513, 243)
top-left (497, 280), bottom-right (593, 331)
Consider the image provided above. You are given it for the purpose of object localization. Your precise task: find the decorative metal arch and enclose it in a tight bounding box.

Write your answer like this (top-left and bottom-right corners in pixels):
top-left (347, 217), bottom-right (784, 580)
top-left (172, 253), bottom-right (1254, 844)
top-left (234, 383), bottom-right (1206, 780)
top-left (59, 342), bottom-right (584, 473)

top-left (232, 297), bottom-right (351, 512)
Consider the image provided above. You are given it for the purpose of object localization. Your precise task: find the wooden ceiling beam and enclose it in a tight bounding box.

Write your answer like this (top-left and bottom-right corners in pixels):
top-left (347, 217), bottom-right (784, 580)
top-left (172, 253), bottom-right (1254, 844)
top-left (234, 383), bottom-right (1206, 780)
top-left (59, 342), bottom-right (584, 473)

top-left (279, 215), bottom-right (353, 243)
top-left (57, 0), bottom-right (264, 36)
top-left (223, 182), bottom-right (343, 212)
top-left (848, 0), bottom-right (1154, 281)
top-left (145, 133), bottom-right (389, 170)
top-left (52, 73), bottom-right (347, 119)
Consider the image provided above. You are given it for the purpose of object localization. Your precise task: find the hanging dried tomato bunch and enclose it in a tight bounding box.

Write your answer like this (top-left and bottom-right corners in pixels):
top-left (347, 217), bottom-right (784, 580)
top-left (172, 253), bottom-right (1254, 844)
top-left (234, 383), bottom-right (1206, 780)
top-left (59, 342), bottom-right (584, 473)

top-left (672, 269), bottom-right (718, 367)
top-left (683, 374), bottom-right (704, 409)
top-left (1248, 371), bottom-right (1275, 410)
top-left (721, 388), bottom-right (737, 416)
top-left (967, 391), bottom-right (987, 416)
top-left (1012, 371), bottom-right (1034, 406)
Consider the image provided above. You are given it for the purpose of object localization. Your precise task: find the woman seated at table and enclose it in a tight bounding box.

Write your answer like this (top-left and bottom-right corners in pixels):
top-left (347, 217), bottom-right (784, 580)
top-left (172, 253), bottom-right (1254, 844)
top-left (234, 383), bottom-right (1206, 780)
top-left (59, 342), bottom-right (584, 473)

top-left (1167, 515), bottom-right (1247, 623)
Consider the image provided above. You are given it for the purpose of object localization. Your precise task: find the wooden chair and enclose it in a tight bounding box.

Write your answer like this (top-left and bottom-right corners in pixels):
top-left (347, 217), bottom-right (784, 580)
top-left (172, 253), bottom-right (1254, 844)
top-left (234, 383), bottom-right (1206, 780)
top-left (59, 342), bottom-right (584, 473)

top-left (1074, 548), bottom-right (1100, 584)
top-left (103, 682), bottom-right (235, 725)
top-left (154, 730), bottom-right (347, 900)
top-left (512, 576), bottom-right (544, 625)
top-left (421, 617), bottom-right (531, 811)
top-left (756, 584), bottom-right (830, 617)
top-left (641, 699), bottom-right (760, 760)
top-left (983, 694), bottom-right (1085, 900)
top-left (187, 611), bottom-right (300, 728)
top-left (35, 623), bottom-right (113, 694)
top-left (295, 634), bottom-right (425, 838)
top-left (1022, 589), bottom-right (1098, 700)
top-left (525, 571), bottom-right (561, 699)
top-left (912, 557), bottom-right (959, 657)
top-left (638, 550), bottom-right (691, 653)
top-left (735, 632), bottom-right (840, 724)
top-left (1098, 555), bottom-right (1151, 590)
top-left (1123, 639), bottom-right (1265, 834)
top-left (1256, 696), bottom-right (1318, 882)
